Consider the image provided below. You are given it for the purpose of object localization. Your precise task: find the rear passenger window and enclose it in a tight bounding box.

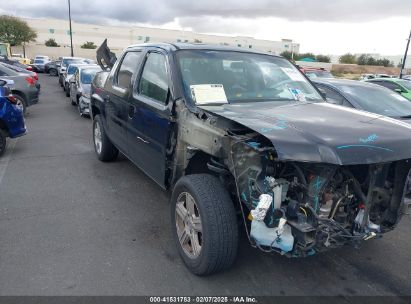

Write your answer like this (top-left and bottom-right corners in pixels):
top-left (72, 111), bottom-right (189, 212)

top-left (115, 52), bottom-right (142, 90)
top-left (138, 53), bottom-right (169, 104)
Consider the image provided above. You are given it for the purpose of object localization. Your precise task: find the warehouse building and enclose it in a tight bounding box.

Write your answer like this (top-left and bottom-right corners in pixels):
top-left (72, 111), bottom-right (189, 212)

top-left (14, 17), bottom-right (300, 59)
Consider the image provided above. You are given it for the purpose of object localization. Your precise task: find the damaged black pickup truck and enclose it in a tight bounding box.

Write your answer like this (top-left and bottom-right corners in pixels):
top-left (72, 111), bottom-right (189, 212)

top-left (91, 41), bottom-right (411, 275)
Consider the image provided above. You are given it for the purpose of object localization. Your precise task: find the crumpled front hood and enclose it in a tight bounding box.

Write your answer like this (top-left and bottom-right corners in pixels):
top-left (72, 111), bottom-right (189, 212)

top-left (200, 102), bottom-right (411, 165)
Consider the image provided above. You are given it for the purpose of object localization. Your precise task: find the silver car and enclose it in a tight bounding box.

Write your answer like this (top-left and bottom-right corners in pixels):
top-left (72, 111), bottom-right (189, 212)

top-left (0, 63), bottom-right (39, 114)
top-left (63, 63), bottom-right (96, 96)
top-left (69, 66), bottom-right (101, 116)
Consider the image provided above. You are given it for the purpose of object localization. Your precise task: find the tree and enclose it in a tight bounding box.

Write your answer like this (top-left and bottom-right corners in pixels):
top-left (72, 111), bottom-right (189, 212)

top-left (0, 15), bottom-right (37, 46)
top-left (339, 53), bottom-right (356, 64)
top-left (45, 38), bottom-right (60, 47)
top-left (280, 51), bottom-right (293, 60)
top-left (81, 41), bottom-right (97, 49)
top-left (356, 54), bottom-right (368, 65)
top-left (316, 54), bottom-right (331, 63)
top-left (357, 54), bottom-right (394, 67)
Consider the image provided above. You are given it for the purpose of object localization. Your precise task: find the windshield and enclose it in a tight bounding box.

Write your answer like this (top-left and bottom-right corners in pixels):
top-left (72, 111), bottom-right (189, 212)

top-left (67, 66), bottom-right (79, 75)
top-left (80, 69), bottom-right (99, 84)
top-left (34, 59), bottom-right (44, 64)
top-left (177, 50), bottom-right (323, 105)
top-left (342, 84), bottom-right (411, 117)
top-left (62, 58), bottom-right (83, 67)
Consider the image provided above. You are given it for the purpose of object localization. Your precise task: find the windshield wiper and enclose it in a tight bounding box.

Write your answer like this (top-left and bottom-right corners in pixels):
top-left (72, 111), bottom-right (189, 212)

top-left (398, 115), bottom-right (411, 119)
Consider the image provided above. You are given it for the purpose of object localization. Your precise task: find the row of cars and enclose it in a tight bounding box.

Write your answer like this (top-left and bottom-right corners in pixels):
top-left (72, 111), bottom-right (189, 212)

top-left (47, 57), bottom-right (101, 116)
top-left (81, 41), bottom-right (411, 275)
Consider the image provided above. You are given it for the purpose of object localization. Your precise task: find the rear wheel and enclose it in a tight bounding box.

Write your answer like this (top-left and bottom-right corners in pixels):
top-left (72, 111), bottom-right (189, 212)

top-left (171, 174), bottom-right (238, 275)
top-left (93, 115), bottom-right (118, 162)
top-left (49, 68), bottom-right (57, 76)
top-left (0, 129), bottom-right (7, 157)
top-left (14, 94), bottom-right (27, 115)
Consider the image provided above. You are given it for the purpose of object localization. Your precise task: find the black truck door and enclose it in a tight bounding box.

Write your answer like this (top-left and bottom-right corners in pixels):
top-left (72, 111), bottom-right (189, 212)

top-left (126, 50), bottom-right (173, 187)
top-left (104, 51), bottom-right (142, 153)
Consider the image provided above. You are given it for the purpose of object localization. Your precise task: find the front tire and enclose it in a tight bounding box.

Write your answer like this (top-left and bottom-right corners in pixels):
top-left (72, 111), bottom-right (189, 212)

top-left (171, 174), bottom-right (238, 275)
top-left (0, 130), bottom-right (7, 157)
top-left (93, 115), bottom-right (118, 162)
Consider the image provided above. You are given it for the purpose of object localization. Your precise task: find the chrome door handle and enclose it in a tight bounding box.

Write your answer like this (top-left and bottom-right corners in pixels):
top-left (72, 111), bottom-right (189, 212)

top-left (137, 136), bottom-right (150, 144)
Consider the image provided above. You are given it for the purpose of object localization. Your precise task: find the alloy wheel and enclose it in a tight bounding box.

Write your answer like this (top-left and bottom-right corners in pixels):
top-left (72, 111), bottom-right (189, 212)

top-left (175, 192), bottom-right (203, 259)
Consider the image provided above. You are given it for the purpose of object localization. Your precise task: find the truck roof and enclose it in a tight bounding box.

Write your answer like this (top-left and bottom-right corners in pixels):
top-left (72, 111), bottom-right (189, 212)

top-left (125, 42), bottom-right (279, 57)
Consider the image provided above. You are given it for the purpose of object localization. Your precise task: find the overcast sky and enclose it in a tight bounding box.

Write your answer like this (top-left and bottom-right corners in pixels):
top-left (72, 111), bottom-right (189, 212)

top-left (0, 0), bottom-right (410, 55)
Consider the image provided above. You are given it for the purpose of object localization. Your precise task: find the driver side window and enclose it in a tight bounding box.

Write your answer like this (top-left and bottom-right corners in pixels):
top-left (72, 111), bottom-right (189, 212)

top-left (138, 52), bottom-right (169, 104)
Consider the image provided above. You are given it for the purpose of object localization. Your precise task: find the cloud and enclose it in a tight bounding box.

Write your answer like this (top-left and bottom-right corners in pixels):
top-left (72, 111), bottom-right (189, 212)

top-left (1, 0), bottom-right (411, 28)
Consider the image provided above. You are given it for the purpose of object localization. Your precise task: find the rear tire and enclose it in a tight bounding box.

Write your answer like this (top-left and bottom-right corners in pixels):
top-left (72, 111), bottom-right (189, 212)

top-left (0, 130), bottom-right (7, 157)
top-left (14, 94), bottom-right (27, 116)
top-left (93, 115), bottom-right (118, 162)
top-left (171, 174), bottom-right (238, 275)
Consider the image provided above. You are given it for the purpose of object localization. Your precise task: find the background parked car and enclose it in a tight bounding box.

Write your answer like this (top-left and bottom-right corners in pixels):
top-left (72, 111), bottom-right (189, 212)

top-left (69, 66), bottom-right (101, 116)
top-left (0, 62), bottom-right (40, 91)
top-left (34, 55), bottom-right (50, 62)
top-left (313, 78), bottom-right (411, 122)
top-left (63, 63), bottom-right (96, 96)
top-left (0, 57), bottom-right (33, 71)
top-left (299, 67), bottom-right (334, 79)
top-left (31, 58), bottom-right (50, 73)
top-left (0, 79), bottom-right (26, 156)
top-left (365, 78), bottom-right (411, 100)
top-left (0, 63), bottom-right (40, 114)
top-left (11, 53), bottom-right (31, 65)
top-left (45, 60), bottom-right (60, 76)
top-left (58, 57), bottom-right (86, 86)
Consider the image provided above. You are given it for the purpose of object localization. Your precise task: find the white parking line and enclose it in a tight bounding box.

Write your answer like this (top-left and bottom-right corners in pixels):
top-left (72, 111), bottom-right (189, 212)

top-left (0, 139), bottom-right (17, 186)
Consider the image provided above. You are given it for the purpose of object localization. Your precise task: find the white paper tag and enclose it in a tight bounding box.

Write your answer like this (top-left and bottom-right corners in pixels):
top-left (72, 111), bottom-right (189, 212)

top-left (190, 84), bottom-right (228, 104)
top-left (281, 67), bottom-right (306, 82)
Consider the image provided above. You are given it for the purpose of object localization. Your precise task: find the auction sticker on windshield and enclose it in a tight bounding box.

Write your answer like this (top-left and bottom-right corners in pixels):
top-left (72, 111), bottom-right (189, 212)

top-left (190, 84), bottom-right (228, 104)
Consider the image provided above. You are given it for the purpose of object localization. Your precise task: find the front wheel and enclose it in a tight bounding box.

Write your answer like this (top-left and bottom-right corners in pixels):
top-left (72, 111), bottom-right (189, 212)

top-left (0, 130), bottom-right (6, 156)
top-left (93, 115), bottom-right (118, 162)
top-left (171, 174), bottom-right (238, 275)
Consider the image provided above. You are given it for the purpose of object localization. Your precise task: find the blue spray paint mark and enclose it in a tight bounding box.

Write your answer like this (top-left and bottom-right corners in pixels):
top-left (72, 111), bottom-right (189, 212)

top-left (241, 192), bottom-right (248, 202)
top-left (247, 141), bottom-right (260, 149)
top-left (359, 134), bottom-right (378, 143)
top-left (260, 121), bottom-right (288, 133)
top-left (313, 176), bottom-right (322, 212)
top-left (337, 145), bottom-right (394, 152)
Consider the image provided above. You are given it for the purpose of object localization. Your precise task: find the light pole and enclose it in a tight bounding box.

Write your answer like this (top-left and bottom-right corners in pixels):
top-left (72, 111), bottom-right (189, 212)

top-left (68, 0), bottom-right (74, 57)
top-left (399, 29), bottom-right (411, 79)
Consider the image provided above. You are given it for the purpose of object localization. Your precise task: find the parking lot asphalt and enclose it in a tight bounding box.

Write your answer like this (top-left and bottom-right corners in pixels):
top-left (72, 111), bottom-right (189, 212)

top-left (0, 74), bottom-right (410, 297)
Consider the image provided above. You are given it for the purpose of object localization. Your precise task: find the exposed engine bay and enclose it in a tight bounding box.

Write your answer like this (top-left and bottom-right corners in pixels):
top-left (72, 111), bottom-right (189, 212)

top-left (228, 133), bottom-right (411, 257)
